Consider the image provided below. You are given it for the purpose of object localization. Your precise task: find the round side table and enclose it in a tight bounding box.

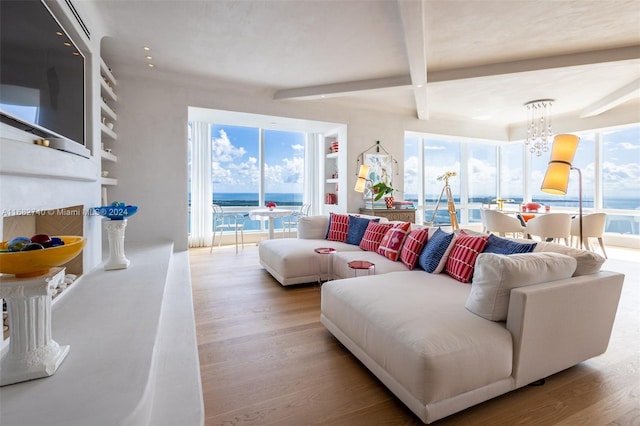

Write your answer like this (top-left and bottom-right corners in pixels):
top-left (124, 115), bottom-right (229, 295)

top-left (314, 247), bottom-right (335, 283)
top-left (347, 260), bottom-right (375, 277)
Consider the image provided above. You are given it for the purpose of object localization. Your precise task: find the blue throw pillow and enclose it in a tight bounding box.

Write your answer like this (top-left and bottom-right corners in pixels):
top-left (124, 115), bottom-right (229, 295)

top-left (345, 215), bottom-right (379, 245)
top-left (418, 228), bottom-right (455, 273)
top-left (483, 234), bottom-right (537, 254)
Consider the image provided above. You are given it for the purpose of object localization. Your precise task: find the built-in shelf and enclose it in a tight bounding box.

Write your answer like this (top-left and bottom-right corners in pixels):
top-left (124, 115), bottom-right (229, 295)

top-left (326, 178), bottom-right (338, 183)
top-left (326, 152), bottom-right (339, 159)
top-left (101, 151), bottom-right (117, 162)
top-left (101, 124), bottom-right (117, 140)
top-left (101, 177), bottom-right (118, 186)
top-left (100, 79), bottom-right (117, 102)
top-left (101, 101), bottom-right (117, 121)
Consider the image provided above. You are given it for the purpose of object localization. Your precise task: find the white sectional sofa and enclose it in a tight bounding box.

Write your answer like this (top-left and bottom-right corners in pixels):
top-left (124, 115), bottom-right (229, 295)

top-left (258, 214), bottom-right (624, 424)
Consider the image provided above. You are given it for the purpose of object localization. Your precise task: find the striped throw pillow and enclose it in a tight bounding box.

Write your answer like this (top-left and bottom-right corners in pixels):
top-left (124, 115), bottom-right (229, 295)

top-left (445, 230), bottom-right (489, 283)
top-left (400, 228), bottom-right (429, 269)
top-left (326, 213), bottom-right (349, 242)
top-left (359, 222), bottom-right (393, 252)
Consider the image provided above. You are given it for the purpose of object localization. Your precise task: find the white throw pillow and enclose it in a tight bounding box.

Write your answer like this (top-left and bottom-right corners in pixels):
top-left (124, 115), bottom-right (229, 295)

top-left (533, 241), bottom-right (605, 276)
top-left (297, 216), bottom-right (329, 239)
top-left (465, 252), bottom-right (577, 321)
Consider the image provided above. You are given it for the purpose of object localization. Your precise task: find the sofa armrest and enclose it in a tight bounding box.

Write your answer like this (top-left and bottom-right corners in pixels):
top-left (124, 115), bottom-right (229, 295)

top-left (297, 215), bottom-right (329, 239)
top-left (506, 271), bottom-right (624, 388)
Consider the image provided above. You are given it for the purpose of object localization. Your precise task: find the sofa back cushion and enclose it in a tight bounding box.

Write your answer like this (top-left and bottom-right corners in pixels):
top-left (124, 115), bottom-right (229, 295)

top-left (326, 213), bottom-right (350, 242)
top-left (297, 215), bottom-right (329, 239)
top-left (346, 215), bottom-right (380, 245)
top-left (377, 222), bottom-right (411, 261)
top-left (445, 231), bottom-right (489, 283)
top-left (399, 228), bottom-right (429, 270)
top-left (418, 228), bottom-right (457, 273)
top-left (359, 222), bottom-right (394, 252)
top-left (465, 252), bottom-right (577, 321)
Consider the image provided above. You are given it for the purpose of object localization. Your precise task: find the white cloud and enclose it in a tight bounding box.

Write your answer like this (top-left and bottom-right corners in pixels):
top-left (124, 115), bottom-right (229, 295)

top-left (618, 142), bottom-right (640, 150)
top-left (291, 143), bottom-right (304, 151)
top-left (212, 129), bottom-right (246, 162)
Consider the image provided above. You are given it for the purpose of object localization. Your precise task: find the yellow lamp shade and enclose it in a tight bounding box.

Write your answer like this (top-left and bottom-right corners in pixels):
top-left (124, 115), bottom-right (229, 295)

top-left (354, 177), bottom-right (367, 193)
top-left (357, 164), bottom-right (370, 179)
top-left (549, 134), bottom-right (579, 163)
top-left (541, 161), bottom-right (571, 194)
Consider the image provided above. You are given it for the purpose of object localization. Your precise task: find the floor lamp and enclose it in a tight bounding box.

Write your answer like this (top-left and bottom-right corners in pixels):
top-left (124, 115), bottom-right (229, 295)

top-left (540, 134), bottom-right (583, 247)
top-left (354, 165), bottom-right (373, 207)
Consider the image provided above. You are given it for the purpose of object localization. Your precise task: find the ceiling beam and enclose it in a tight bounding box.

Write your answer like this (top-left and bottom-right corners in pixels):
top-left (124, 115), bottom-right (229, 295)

top-left (397, 0), bottom-right (429, 120)
top-left (273, 75), bottom-right (411, 101)
top-left (581, 78), bottom-right (640, 118)
top-left (427, 45), bottom-right (640, 83)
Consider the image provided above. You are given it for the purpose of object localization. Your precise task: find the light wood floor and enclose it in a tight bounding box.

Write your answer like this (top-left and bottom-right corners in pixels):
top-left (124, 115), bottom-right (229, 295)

top-left (190, 245), bottom-right (640, 425)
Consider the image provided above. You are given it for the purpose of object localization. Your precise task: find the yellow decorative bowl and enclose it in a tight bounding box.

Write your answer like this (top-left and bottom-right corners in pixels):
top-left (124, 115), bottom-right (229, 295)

top-left (0, 236), bottom-right (86, 278)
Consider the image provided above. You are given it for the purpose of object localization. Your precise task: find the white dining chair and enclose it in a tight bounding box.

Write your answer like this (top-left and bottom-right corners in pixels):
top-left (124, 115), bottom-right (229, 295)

top-left (281, 203), bottom-right (311, 237)
top-left (210, 204), bottom-right (245, 253)
top-left (481, 209), bottom-right (525, 237)
top-left (524, 213), bottom-right (571, 245)
top-left (571, 213), bottom-right (607, 258)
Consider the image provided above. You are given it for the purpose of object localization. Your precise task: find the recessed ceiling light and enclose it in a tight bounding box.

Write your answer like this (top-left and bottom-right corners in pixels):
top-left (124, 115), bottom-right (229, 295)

top-left (143, 46), bottom-right (151, 51)
top-left (147, 63), bottom-right (155, 68)
top-left (63, 42), bottom-right (71, 47)
top-left (56, 31), bottom-right (63, 36)
top-left (72, 52), bottom-right (80, 56)
top-left (145, 55), bottom-right (153, 60)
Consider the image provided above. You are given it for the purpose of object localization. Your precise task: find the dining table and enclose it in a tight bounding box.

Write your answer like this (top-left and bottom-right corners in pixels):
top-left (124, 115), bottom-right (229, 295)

top-left (249, 208), bottom-right (293, 239)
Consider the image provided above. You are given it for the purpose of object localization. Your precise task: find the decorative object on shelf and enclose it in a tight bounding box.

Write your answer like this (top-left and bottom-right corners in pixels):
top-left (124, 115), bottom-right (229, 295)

top-left (330, 140), bottom-right (339, 153)
top-left (93, 203), bottom-right (138, 221)
top-left (524, 99), bottom-right (554, 157)
top-left (0, 236), bottom-right (85, 386)
top-left (266, 201), bottom-right (277, 210)
top-left (541, 134), bottom-right (583, 247)
top-left (0, 235), bottom-right (85, 278)
top-left (101, 171), bottom-right (109, 177)
top-left (94, 202), bottom-right (138, 270)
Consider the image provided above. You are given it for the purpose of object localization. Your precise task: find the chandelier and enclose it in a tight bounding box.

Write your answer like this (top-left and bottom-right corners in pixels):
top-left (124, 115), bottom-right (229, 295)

top-left (524, 99), bottom-right (554, 156)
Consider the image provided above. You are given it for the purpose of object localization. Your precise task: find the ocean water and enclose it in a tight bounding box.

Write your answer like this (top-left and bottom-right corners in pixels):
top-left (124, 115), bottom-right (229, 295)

top-left (213, 192), bottom-right (302, 207)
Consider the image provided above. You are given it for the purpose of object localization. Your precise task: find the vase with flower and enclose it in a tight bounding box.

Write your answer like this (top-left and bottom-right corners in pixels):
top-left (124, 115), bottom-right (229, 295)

top-left (266, 201), bottom-right (277, 211)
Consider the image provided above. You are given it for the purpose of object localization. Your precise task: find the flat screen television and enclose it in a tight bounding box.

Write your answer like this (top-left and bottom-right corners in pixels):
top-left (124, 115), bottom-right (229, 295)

top-left (0, 0), bottom-right (85, 146)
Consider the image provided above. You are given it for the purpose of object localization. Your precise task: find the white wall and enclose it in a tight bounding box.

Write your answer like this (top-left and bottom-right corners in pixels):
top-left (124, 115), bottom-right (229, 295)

top-left (107, 69), bottom-right (413, 250)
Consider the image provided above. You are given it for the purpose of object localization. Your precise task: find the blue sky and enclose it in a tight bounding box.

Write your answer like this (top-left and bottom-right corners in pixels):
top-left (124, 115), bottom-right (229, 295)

top-left (211, 125), bottom-right (305, 193)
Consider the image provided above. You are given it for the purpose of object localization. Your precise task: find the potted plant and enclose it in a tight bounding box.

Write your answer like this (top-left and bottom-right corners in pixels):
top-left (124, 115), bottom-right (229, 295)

top-left (372, 182), bottom-right (395, 208)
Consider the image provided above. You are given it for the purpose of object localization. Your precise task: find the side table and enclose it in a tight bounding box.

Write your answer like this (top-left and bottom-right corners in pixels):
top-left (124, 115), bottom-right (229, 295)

top-left (347, 260), bottom-right (375, 277)
top-left (314, 247), bottom-right (335, 283)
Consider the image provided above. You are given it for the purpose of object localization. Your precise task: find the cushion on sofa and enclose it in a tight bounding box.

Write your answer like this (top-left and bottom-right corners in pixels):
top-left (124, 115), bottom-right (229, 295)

top-left (484, 234), bottom-right (537, 255)
top-left (465, 252), bottom-right (577, 321)
top-left (298, 215), bottom-right (329, 239)
top-left (418, 228), bottom-right (457, 273)
top-left (445, 230), bottom-right (489, 283)
top-left (533, 241), bottom-right (605, 276)
top-left (359, 222), bottom-right (394, 252)
top-left (346, 215), bottom-right (379, 245)
top-left (326, 212), bottom-right (350, 242)
top-left (377, 222), bottom-right (411, 261)
top-left (399, 228), bottom-right (429, 270)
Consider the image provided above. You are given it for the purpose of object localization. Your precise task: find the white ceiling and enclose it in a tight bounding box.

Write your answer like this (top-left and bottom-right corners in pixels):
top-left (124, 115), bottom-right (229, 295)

top-left (86, 0), bottom-right (640, 133)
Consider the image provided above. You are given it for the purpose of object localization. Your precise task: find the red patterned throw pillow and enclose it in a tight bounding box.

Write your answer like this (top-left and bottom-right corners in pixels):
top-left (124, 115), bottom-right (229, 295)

top-left (377, 222), bottom-right (411, 261)
top-left (326, 213), bottom-right (350, 242)
top-left (359, 222), bottom-right (393, 252)
top-left (400, 228), bottom-right (429, 269)
top-left (445, 230), bottom-right (489, 283)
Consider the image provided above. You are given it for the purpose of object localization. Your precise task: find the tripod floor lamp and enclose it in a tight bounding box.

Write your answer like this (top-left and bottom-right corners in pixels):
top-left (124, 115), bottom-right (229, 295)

top-left (540, 134), bottom-right (583, 247)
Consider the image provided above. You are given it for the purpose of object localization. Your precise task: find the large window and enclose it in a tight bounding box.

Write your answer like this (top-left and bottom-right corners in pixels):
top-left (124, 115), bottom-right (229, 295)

top-left (190, 123), bottom-right (305, 233)
top-left (405, 124), bottom-right (640, 235)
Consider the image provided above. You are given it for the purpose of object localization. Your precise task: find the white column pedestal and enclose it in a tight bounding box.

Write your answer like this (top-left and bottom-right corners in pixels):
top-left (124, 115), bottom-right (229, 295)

top-left (0, 268), bottom-right (69, 386)
top-left (104, 219), bottom-right (130, 270)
